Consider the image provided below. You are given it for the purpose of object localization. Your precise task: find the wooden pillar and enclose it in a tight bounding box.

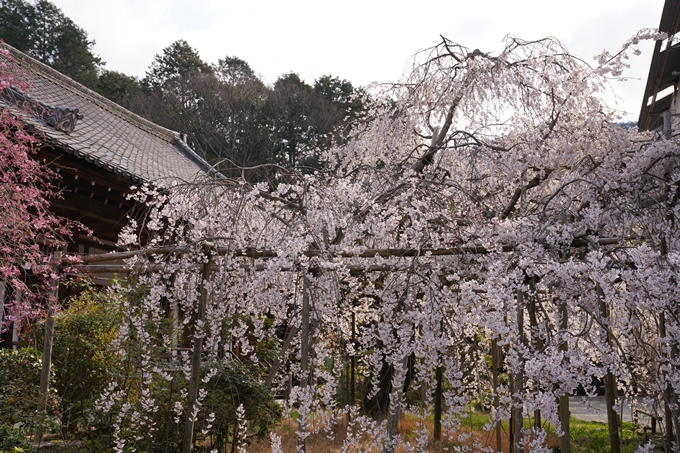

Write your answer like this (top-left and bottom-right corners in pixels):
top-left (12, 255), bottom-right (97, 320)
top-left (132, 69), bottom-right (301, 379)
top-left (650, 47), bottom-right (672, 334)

top-left (350, 310), bottom-right (356, 408)
top-left (34, 251), bottom-right (61, 445)
top-left (663, 110), bottom-right (672, 139)
top-left (597, 284), bottom-right (620, 453)
top-left (433, 363), bottom-right (443, 441)
top-left (382, 357), bottom-right (407, 453)
top-left (513, 289), bottom-right (525, 453)
top-left (491, 339), bottom-right (502, 453)
top-left (12, 290), bottom-right (21, 351)
top-left (183, 256), bottom-right (212, 453)
top-left (558, 302), bottom-right (571, 453)
top-left (0, 281), bottom-right (5, 328)
top-left (660, 311), bottom-right (678, 451)
top-left (298, 275), bottom-right (311, 453)
top-left (172, 301), bottom-right (179, 360)
top-left (528, 277), bottom-right (542, 431)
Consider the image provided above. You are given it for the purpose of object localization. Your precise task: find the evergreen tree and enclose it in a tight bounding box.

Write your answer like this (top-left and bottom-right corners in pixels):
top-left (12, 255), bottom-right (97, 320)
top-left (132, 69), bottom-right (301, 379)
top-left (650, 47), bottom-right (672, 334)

top-left (0, 0), bottom-right (103, 89)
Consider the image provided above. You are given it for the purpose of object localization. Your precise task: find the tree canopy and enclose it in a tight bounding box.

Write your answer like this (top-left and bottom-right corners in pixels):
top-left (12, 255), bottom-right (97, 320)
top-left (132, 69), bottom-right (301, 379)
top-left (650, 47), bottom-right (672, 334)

top-left (126, 40), bottom-right (367, 179)
top-left (91, 32), bottom-right (680, 453)
top-left (0, 0), bottom-right (103, 88)
top-left (0, 45), bottom-right (80, 323)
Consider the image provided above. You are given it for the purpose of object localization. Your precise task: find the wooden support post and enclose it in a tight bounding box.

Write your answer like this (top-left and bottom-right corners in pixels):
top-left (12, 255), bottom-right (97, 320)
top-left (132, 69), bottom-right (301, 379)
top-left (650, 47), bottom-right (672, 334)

top-left (0, 281), bottom-right (5, 327)
top-left (35, 251), bottom-right (61, 445)
top-left (491, 339), bottom-right (502, 453)
top-left (183, 256), bottom-right (212, 453)
top-left (558, 302), bottom-right (571, 453)
top-left (513, 289), bottom-right (525, 453)
top-left (298, 275), bottom-right (311, 453)
top-left (434, 316), bottom-right (444, 442)
top-left (350, 310), bottom-right (356, 408)
top-left (663, 110), bottom-right (672, 139)
top-left (382, 356), bottom-right (407, 453)
top-left (172, 301), bottom-right (179, 360)
top-left (434, 363), bottom-right (443, 441)
top-left (597, 284), bottom-right (620, 453)
top-left (12, 290), bottom-right (21, 351)
top-left (265, 324), bottom-right (299, 390)
top-left (528, 277), bottom-right (542, 431)
top-left (660, 312), bottom-right (673, 452)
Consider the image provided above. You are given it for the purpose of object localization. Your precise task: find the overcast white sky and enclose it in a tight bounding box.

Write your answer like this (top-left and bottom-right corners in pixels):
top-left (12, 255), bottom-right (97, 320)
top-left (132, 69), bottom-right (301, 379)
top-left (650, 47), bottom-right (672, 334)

top-left (50, 0), bottom-right (664, 121)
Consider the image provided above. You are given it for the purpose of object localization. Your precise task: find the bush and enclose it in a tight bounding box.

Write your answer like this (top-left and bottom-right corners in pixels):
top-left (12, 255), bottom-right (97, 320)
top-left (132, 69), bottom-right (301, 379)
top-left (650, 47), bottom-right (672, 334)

top-left (0, 424), bottom-right (37, 453)
top-left (51, 288), bottom-right (122, 437)
top-left (196, 360), bottom-right (283, 452)
top-left (0, 347), bottom-right (56, 429)
top-left (29, 285), bottom-right (122, 439)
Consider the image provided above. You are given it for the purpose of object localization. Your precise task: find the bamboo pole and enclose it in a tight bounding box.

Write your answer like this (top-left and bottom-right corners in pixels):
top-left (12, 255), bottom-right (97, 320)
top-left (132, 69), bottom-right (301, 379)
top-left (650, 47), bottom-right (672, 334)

top-left (182, 256), bottom-right (212, 453)
top-left (34, 251), bottom-right (61, 445)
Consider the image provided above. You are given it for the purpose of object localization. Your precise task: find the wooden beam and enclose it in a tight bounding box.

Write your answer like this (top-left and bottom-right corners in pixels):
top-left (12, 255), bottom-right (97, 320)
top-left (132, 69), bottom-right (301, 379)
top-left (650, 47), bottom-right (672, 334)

top-left (77, 234), bottom-right (628, 265)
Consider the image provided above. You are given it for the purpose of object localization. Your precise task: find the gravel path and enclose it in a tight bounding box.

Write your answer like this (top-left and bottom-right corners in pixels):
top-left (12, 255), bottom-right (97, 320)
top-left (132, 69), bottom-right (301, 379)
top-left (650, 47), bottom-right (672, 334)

top-left (569, 395), bottom-right (657, 426)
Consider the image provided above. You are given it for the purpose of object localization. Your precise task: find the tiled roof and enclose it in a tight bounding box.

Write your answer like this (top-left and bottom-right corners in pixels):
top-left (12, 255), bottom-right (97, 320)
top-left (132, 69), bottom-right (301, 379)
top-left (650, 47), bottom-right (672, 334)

top-left (0, 43), bottom-right (216, 185)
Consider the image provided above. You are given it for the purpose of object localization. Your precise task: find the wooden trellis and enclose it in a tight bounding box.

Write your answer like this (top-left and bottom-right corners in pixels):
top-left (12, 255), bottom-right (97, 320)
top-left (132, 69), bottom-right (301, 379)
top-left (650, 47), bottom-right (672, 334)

top-left (37, 234), bottom-right (638, 453)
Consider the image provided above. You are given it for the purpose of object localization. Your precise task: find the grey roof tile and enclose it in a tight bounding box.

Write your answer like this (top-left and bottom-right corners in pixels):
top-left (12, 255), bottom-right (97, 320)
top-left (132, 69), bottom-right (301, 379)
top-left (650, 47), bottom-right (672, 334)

top-left (1, 44), bottom-right (216, 186)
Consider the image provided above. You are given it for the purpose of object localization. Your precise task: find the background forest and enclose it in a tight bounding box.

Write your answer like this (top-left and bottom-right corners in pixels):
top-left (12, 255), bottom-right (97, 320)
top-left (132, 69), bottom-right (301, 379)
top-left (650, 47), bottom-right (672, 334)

top-left (0, 0), bottom-right (368, 178)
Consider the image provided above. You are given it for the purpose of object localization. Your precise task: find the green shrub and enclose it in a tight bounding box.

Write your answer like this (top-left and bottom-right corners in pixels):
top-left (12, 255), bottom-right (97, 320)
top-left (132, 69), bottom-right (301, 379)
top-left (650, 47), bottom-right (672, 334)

top-left (27, 285), bottom-right (122, 440)
top-left (0, 424), bottom-right (37, 453)
top-left (0, 348), bottom-right (56, 429)
top-left (195, 360), bottom-right (283, 452)
top-left (51, 288), bottom-right (122, 437)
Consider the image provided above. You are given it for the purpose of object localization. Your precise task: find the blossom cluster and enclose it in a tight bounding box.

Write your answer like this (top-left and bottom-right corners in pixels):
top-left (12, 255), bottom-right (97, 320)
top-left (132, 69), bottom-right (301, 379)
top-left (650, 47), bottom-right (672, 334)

top-left (102, 34), bottom-right (679, 453)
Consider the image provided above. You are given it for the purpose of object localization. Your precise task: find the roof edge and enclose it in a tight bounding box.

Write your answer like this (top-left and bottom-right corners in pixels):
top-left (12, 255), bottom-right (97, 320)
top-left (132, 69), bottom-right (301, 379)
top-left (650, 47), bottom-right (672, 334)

top-left (173, 138), bottom-right (224, 180)
top-left (638, 0), bottom-right (680, 130)
top-left (3, 42), bottom-right (180, 143)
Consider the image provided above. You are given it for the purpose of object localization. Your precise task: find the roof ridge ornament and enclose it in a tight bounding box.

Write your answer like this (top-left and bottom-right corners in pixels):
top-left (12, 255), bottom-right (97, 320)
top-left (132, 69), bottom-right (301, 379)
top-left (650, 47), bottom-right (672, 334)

top-left (2, 86), bottom-right (84, 134)
top-left (44, 105), bottom-right (83, 134)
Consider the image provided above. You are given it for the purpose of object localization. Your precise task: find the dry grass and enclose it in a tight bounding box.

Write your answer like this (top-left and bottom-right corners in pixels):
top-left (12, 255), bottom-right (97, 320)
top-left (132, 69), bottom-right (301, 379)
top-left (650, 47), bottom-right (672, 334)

top-left (245, 412), bottom-right (560, 453)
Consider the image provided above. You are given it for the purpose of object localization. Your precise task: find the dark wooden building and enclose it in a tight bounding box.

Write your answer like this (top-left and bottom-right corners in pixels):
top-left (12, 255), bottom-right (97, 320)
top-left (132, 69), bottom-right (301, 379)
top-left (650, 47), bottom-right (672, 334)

top-left (1, 43), bottom-right (214, 254)
top-left (639, 0), bottom-right (680, 131)
top-left (0, 43), bottom-right (215, 346)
